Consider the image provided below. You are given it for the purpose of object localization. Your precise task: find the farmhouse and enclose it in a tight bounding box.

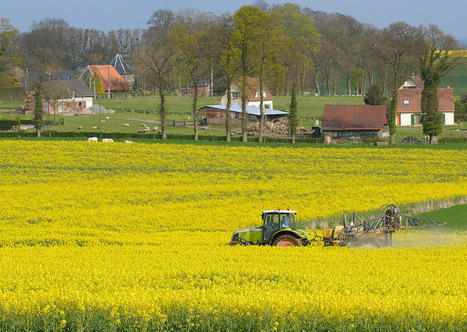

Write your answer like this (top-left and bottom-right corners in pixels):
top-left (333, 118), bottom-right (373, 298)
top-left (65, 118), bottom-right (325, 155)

top-left (322, 105), bottom-right (387, 138)
top-left (80, 65), bottom-right (129, 92)
top-left (40, 79), bottom-right (94, 113)
top-left (397, 75), bottom-right (455, 126)
top-left (199, 104), bottom-right (288, 125)
top-left (220, 77), bottom-right (274, 109)
top-left (176, 80), bottom-right (211, 97)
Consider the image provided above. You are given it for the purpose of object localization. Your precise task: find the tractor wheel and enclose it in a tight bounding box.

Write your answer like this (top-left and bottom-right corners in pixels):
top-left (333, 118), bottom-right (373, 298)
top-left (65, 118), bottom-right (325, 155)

top-left (272, 234), bottom-right (303, 247)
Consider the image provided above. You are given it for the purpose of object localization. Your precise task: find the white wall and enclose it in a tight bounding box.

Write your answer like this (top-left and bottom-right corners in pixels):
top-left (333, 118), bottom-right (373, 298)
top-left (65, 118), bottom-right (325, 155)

top-left (248, 100), bottom-right (273, 109)
top-left (444, 112), bottom-right (454, 125)
top-left (400, 113), bottom-right (412, 126)
top-left (84, 97), bottom-right (93, 108)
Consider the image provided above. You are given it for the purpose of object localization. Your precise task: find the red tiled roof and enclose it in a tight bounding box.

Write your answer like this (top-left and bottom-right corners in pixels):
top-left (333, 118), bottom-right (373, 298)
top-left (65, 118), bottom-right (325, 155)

top-left (234, 77), bottom-right (273, 102)
top-left (88, 65), bottom-right (128, 92)
top-left (322, 105), bottom-right (387, 130)
top-left (397, 88), bottom-right (454, 113)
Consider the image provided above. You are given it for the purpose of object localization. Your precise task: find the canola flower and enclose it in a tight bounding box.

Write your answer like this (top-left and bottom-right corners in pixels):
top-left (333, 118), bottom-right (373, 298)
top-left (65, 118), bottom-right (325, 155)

top-left (0, 140), bottom-right (465, 331)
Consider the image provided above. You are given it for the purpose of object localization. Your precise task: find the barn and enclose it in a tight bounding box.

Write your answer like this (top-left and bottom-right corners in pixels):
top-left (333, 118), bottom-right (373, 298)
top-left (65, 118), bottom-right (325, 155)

top-left (199, 104), bottom-right (288, 125)
top-left (322, 105), bottom-right (388, 138)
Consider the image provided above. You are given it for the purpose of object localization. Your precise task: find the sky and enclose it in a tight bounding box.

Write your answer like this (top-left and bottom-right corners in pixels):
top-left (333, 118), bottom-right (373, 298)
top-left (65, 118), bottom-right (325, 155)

top-left (2, 0), bottom-right (466, 42)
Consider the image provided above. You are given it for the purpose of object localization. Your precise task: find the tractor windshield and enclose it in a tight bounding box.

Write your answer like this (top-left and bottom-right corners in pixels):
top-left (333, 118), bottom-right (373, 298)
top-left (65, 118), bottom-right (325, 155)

top-left (279, 214), bottom-right (295, 228)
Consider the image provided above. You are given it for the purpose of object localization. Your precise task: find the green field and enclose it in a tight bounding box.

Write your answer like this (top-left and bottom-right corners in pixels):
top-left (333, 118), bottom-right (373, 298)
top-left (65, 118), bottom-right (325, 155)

top-left (442, 57), bottom-right (467, 97)
top-left (417, 204), bottom-right (467, 229)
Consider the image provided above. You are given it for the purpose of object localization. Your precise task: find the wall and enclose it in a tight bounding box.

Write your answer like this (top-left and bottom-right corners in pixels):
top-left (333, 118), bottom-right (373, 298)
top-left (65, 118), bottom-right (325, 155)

top-left (400, 113), bottom-right (412, 126)
top-left (444, 112), bottom-right (454, 125)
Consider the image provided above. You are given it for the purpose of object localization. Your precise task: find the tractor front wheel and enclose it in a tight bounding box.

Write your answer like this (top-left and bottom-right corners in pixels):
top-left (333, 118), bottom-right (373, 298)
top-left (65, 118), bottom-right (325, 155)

top-left (272, 234), bottom-right (303, 247)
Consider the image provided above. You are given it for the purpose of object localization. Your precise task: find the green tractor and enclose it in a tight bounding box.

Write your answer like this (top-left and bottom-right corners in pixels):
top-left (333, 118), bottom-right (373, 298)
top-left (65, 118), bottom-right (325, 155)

top-left (229, 205), bottom-right (445, 248)
top-left (229, 210), bottom-right (317, 247)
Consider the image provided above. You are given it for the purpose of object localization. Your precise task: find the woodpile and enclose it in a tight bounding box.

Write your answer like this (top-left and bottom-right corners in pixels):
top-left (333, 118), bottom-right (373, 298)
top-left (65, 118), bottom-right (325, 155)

top-left (247, 117), bottom-right (314, 136)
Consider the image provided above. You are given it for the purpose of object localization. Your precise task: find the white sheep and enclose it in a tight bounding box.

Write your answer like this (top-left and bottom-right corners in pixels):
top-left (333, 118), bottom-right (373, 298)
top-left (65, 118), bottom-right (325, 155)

top-left (87, 137), bottom-right (98, 142)
top-left (102, 138), bottom-right (114, 143)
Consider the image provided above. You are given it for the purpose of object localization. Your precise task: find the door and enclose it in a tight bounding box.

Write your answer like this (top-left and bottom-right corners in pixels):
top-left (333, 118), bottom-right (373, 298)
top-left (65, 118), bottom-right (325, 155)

top-left (411, 114), bottom-right (415, 126)
top-left (442, 113), bottom-right (446, 125)
top-left (263, 214), bottom-right (280, 242)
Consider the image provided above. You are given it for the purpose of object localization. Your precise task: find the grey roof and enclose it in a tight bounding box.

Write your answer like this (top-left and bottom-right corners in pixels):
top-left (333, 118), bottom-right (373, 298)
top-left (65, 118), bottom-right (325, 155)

top-left (89, 104), bottom-right (110, 113)
top-left (42, 79), bottom-right (95, 98)
top-left (201, 104), bottom-right (288, 116)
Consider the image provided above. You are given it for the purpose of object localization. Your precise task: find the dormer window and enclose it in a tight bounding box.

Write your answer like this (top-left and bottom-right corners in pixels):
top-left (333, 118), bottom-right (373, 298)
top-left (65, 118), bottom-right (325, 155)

top-left (256, 91), bottom-right (266, 98)
top-left (231, 92), bottom-right (240, 99)
top-left (403, 99), bottom-right (410, 105)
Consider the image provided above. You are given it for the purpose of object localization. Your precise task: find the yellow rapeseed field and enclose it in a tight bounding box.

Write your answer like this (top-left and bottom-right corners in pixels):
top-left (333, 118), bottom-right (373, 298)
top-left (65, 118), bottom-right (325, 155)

top-left (0, 140), bottom-right (465, 331)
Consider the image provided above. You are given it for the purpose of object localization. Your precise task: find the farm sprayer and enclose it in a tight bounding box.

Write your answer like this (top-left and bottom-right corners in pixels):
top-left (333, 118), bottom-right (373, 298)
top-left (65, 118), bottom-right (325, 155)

top-left (228, 204), bottom-right (445, 247)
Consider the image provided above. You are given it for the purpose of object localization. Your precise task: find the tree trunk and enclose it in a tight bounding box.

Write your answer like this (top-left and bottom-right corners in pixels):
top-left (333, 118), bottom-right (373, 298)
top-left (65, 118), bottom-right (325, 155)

top-left (315, 70), bottom-right (320, 96)
top-left (259, 65), bottom-right (264, 143)
top-left (241, 74), bottom-right (248, 142)
top-left (347, 73), bottom-right (351, 96)
top-left (430, 135), bottom-right (438, 144)
top-left (193, 82), bottom-right (199, 141)
top-left (225, 77), bottom-right (232, 142)
top-left (36, 128), bottom-right (41, 138)
top-left (291, 133), bottom-right (296, 144)
top-left (159, 86), bottom-right (167, 140)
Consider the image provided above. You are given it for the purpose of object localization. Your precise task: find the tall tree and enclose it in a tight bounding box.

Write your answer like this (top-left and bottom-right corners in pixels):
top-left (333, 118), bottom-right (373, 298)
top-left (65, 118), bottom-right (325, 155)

top-left (420, 25), bottom-right (458, 144)
top-left (271, 4), bottom-right (320, 95)
top-left (288, 84), bottom-right (298, 144)
top-left (171, 11), bottom-right (214, 141)
top-left (233, 5), bottom-right (264, 142)
top-left (216, 14), bottom-right (237, 142)
top-left (140, 9), bottom-right (177, 140)
top-left (250, 9), bottom-right (284, 143)
top-left (375, 22), bottom-right (423, 144)
top-left (33, 89), bottom-right (43, 138)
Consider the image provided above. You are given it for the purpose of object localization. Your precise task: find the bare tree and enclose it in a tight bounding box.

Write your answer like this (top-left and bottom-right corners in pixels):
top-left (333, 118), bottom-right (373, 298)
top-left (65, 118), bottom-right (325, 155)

top-left (139, 9), bottom-right (177, 140)
top-left (375, 22), bottom-right (424, 144)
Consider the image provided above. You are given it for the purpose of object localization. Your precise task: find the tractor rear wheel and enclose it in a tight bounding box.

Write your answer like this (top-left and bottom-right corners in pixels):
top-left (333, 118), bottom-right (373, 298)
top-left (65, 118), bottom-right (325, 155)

top-left (272, 234), bottom-right (302, 247)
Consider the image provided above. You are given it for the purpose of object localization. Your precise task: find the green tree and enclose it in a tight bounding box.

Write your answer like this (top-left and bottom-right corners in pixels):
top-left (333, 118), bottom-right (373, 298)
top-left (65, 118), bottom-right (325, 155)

top-left (233, 5), bottom-right (265, 142)
top-left (33, 90), bottom-right (43, 138)
top-left (0, 18), bottom-right (22, 84)
top-left (271, 4), bottom-right (320, 95)
top-left (288, 84), bottom-right (298, 144)
top-left (250, 9), bottom-right (284, 143)
top-left (92, 73), bottom-right (105, 95)
top-left (364, 84), bottom-right (386, 105)
top-left (171, 15), bottom-right (212, 141)
top-left (217, 15), bottom-right (238, 142)
top-left (420, 25), bottom-right (458, 143)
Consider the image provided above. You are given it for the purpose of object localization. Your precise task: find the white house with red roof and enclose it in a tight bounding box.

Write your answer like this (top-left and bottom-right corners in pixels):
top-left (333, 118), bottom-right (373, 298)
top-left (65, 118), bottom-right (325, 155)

top-left (397, 75), bottom-right (455, 126)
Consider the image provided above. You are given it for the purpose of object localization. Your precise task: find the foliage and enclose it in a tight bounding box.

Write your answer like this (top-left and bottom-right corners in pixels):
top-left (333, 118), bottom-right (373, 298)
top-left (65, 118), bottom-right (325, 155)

top-left (288, 84), bottom-right (298, 143)
top-left (364, 84), bottom-right (386, 105)
top-left (420, 25), bottom-right (458, 141)
top-left (454, 99), bottom-right (467, 122)
top-left (0, 141), bottom-right (465, 329)
top-left (92, 73), bottom-right (105, 95)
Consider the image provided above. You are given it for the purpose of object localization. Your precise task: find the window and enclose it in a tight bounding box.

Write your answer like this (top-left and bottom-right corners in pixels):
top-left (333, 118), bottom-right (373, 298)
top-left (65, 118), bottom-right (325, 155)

top-left (255, 91), bottom-right (267, 98)
top-left (403, 99), bottom-right (410, 105)
top-left (231, 92), bottom-right (240, 99)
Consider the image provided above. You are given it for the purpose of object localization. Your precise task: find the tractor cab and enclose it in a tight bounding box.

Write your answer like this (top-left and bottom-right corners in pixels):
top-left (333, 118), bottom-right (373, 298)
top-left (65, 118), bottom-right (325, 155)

top-left (261, 210), bottom-right (297, 242)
